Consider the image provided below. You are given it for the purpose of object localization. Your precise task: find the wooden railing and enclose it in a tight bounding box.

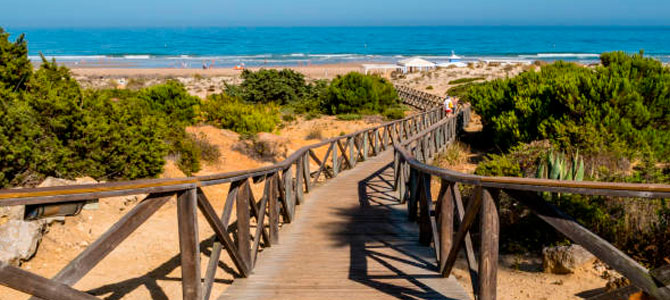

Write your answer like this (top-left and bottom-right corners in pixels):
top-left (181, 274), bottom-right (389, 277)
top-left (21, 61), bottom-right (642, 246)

top-left (395, 84), bottom-right (443, 110)
top-left (393, 106), bottom-right (670, 300)
top-left (0, 90), bottom-right (446, 300)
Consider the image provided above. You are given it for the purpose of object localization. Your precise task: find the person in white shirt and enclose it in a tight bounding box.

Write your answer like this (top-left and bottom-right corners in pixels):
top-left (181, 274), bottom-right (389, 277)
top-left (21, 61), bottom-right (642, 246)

top-left (444, 96), bottom-right (454, 115)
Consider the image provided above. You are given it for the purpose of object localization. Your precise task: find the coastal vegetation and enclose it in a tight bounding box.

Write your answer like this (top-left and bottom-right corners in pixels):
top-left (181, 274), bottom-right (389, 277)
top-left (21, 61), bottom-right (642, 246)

top-left (0, 28), bottom-right (409, 186)
top-left (323, 72), bottom-right (401, 115)
top-left (461, 51), bottom-right (670, 267)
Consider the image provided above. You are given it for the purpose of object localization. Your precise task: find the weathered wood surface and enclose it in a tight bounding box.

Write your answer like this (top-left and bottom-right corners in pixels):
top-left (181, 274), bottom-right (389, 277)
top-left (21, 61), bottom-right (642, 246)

top-left (220, 151), bottom-right (469, 300)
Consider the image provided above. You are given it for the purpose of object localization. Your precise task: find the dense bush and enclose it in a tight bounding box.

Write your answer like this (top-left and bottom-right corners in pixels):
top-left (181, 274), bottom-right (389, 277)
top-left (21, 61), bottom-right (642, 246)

top-left (239, 68), bottom-right (308, 104)
top-left (382, 106), bottom-right (407, 120)
top-left (323, 72), bottom-right (400, 115)
top-left (0, 28), bottom-right (216, 186)
top-left (201, 93), bottom-right (280, 135)
top-left (336, 113), bottom-right (361, 121)
top-left (468, 51), bottom-right (670, 161)
top-left (137, 80), bottom-right (201, 124)
top-left (0, 54), bottom-right (170, 186)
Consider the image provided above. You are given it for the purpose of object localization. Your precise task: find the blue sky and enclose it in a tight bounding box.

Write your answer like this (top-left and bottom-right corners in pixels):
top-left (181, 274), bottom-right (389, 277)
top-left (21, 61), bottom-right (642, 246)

top-left (1, 0), bottom-right (669, 27)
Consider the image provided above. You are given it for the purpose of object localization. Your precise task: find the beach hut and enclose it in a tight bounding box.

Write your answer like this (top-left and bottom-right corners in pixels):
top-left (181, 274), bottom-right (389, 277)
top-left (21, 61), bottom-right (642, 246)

top-left (397, 57), bottom-right (436, 73)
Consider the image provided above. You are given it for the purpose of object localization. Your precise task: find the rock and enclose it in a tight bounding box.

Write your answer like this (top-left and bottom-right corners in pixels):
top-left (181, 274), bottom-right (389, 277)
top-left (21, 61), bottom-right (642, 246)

top-left (37, 176), bottom-right (100, 212)
top-left (38, 176), bottom-right (98, 188)
top-left (0, 220), bottom-right (44, 266)
top-left (542, 244), bottom-right (596, 274)
top-left (0, 206), bottom-right (25, 226)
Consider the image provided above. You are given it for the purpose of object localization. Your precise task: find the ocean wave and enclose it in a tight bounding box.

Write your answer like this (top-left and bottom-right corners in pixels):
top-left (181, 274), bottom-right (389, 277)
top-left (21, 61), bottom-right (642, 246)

top-left (123, 55), bottom-right (152, 59)
top-left (29, 55), bottom-right (108, 60)
top-left (520, 53), bottom-right (600, 58)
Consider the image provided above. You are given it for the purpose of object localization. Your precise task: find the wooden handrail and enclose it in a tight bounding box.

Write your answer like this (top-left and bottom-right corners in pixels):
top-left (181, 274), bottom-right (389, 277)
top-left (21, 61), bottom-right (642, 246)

top-left (0, 103), bottom-right (442, 205)
top-left (392, 106), bottom-right (670, 300)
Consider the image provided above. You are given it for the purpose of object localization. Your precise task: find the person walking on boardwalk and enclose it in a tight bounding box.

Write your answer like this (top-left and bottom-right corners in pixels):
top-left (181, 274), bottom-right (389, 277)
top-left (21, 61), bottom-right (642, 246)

top-left (443, 95), bottom-right (454, 115)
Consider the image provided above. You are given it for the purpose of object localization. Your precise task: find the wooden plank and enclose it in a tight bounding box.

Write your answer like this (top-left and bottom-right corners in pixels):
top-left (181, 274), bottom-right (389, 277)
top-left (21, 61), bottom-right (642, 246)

top-left (0, 262), bottom-right (98, 300)
top-left (505, 190), bottom-right (669, 300)
top-left (442, 186), bottom-right (483, 278)
top-left (43, 192), bottom-right (172, 288)
top-left (479, 188), bottom-right (499, 300)
top-left (177, 188), bottom-right (202, 300)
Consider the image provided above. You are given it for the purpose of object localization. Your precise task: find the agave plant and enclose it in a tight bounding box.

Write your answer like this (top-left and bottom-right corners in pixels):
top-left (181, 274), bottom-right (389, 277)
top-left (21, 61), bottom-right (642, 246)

top-left (536, 151), bottom-right (584, 181)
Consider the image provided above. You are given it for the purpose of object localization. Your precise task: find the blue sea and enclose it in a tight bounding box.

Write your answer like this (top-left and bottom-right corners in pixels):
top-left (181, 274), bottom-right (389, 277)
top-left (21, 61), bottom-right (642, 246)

top-left (6, 26), bottom-right (670, 68)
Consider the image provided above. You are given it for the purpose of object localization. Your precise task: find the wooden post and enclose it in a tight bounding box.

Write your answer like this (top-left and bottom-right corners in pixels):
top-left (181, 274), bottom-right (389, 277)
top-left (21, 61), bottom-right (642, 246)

top-left (347, 137), bottom-right (358, 169)
top-left (362, 133), bottom-right (369, 160)
top-left (236, 182), bottom-right (252, 271)
top-left (418, 173), bottom-right (432, 246)
top-left (268, 173), bottom-right (279, 244)
top-left (479, 188), bottom-right (499, 300)
top-left (302, 153), bottom-right (311, 193)
top-left (331, 142), bottom-right (339, 177)
top-left (407, 169), bottom-right (419, 221)
top-left (439, 181), bottom-right (454, 275)
top-left (295, 159), bottom-right (304, 205)
top-left (177, 188), bottom-right (202, 300)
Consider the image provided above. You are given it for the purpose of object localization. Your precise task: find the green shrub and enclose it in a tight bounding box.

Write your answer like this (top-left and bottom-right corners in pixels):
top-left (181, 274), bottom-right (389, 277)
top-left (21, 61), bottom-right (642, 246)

top-left (448, 77), bottom-right (485, 85)
top-left (425, 85), bottom-right (433, 90)
top-left (282, 113), bottom-right (296, 122)
top-left (323, 72), bottom-right (399, 115)
top-left (305, 111), bottom-right (321, 120)
top-left (0, 49), bottom-right (170, 187)
top-left (0, 28), bottom-right (31, 91)
top-left (382, 107), bottom-right (406, 120)
top-left (201, 93), bottom-right (280, 135)
top-left (137, 80), bottom-right (200, 124)
top-left (468, 52), bottom-right (670, 161)
top-left (239, 68), bottom-right (308, 104)
top-left (336, 113), bottom-right (362, 121)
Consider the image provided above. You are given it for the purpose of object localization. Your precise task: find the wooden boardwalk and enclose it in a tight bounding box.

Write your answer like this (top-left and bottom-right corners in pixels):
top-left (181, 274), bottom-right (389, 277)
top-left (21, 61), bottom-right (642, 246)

top-left (220, 151), bottom-right (470, 300)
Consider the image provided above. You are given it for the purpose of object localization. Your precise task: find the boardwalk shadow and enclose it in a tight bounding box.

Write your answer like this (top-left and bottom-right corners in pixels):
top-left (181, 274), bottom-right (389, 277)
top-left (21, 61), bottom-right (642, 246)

top-left (85, 235), bottom-right (237, 300)
top-left (329, 163), bottom-right (462, 300)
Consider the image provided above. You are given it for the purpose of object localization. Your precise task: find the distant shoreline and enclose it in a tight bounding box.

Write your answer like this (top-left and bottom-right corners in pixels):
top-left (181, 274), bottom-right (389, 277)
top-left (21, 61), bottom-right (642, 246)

top-left (70, 63), bottom-right (366, 79)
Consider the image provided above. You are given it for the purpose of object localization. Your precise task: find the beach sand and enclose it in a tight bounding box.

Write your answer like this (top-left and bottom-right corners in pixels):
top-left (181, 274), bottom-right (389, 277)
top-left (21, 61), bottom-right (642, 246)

top-left (71, 63), bottom-right (363, 79)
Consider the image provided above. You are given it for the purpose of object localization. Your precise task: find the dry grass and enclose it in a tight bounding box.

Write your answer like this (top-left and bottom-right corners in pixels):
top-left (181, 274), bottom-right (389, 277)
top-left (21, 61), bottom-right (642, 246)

top-left (306, 125), bottom-right (324, 140)
top-left (433, 142), bottom-right (470, 168)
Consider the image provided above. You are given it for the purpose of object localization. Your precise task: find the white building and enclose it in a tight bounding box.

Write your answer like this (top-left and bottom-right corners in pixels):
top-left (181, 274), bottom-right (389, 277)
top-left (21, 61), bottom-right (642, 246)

top-left (397, 57), bottom-right (436, 73)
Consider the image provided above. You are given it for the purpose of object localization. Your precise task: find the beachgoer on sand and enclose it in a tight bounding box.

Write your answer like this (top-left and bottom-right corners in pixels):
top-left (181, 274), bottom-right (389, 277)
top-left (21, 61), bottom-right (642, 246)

top-left (443, 96), bottom-right (454, 115)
